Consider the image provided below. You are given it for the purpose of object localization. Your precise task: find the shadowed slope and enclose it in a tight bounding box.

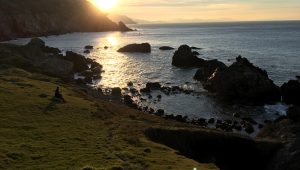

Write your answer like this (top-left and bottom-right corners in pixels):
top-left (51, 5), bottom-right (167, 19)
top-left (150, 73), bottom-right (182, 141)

top-left (0, 0), bottom-right (123, 41)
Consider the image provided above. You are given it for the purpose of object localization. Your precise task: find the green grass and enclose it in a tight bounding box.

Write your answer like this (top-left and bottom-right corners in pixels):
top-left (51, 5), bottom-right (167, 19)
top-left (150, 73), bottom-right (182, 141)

top-left (0, 66), bottom-right (218, 170)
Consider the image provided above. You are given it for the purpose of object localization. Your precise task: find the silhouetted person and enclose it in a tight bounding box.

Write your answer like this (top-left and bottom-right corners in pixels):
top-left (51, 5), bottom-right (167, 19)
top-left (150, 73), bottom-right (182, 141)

top-left (54, 87), bottom-right (65, 102)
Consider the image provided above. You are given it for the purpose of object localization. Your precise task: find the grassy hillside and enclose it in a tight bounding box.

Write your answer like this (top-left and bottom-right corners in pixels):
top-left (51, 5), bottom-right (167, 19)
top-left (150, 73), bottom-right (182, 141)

top-left (0, 65), bottom-right (218, 170)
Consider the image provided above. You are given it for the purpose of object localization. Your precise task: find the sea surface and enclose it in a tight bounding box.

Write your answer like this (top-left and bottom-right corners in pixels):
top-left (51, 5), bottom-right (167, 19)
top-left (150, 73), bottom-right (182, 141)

top-left (8, 21), bottom-right (300, 132)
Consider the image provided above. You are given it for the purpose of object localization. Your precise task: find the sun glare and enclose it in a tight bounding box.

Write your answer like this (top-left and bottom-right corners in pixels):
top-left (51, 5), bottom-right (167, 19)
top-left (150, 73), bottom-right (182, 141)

top-left (89, 0), bottom-right (118, 11)
top-left (107, 36), bottom-right (118, 45)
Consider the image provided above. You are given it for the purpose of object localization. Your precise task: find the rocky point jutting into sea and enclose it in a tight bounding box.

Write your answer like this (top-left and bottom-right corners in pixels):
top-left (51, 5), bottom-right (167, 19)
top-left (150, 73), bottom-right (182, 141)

top-left (0, 0), bottom-right (132, 41)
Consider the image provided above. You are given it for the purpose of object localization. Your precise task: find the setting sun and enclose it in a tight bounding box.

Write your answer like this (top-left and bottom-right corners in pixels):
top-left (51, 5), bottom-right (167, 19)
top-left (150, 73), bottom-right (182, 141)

top-left (89, 0), bottom-right (118, 11)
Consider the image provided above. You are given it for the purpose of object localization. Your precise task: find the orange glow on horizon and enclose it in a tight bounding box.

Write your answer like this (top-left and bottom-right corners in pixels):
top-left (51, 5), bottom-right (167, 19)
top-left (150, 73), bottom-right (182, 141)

top-left (89, 0), bottom-right (118, 11)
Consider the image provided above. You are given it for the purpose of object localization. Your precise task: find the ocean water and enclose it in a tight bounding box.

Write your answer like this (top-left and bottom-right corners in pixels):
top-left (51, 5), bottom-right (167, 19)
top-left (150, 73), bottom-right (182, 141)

top-left (8, 21), bottom-right (300, 126)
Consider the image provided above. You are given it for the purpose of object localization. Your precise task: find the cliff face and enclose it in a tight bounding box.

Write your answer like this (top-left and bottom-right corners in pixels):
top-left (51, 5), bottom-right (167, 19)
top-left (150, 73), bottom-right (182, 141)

top-left (0, 0), bottom-right (128, 41)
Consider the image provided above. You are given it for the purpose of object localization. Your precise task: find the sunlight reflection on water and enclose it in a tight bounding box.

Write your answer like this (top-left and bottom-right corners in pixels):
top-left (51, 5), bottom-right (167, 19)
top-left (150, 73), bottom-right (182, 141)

top-left (7, 21), bottom-right (299, 130)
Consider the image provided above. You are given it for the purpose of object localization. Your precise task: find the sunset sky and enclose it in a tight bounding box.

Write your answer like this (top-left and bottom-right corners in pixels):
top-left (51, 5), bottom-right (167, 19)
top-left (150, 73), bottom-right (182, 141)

top-left (107, 0), bottom-right (300, 22)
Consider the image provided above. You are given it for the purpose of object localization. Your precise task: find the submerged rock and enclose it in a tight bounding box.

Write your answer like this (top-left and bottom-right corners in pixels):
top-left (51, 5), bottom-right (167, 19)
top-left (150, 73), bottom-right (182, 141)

top-left (281, 80), bottom-right (300, 105)
top-left (146, 82), bottom-right (161, 90)
top-left (159, 46), bottom-right (174, 50)
top-left (191, 46), bottom-right (202, 50)
top-left (117, 43), bottom-right (151, 53)
top-left (84, 45), bottom-right (93, 50)
top-left (202, 56), bottom-right (281, 105)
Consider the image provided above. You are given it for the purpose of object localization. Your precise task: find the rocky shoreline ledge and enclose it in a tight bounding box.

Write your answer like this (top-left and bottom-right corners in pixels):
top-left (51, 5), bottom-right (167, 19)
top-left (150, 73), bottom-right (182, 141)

top-left (1, 39), bottom-right (299, 170)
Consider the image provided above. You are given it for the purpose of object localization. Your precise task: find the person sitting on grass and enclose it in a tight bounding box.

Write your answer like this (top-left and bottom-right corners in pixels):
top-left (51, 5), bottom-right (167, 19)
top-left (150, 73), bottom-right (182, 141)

top-left (54, 86), bottom-right (66, 102)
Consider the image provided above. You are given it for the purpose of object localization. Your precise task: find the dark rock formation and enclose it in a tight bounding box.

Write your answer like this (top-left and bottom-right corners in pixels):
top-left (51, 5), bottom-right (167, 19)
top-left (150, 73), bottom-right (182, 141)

top-left (111, 87), bottom-right (122, 96)
top-left (145, 128), bottom-right (281, 170)
top-left (0, 38), bottom-right (73, 79)
top-left (193, 59), bottom-right (227, 82)
top-left (43, 46), bottom-right (61, 54)
top-left (159, 46), bottom-right (174, 50)
top-left (27, 38), bottom-right (61, 54)
top-left (208, 118), bottom-right (215, 124)
top-left (172, 45), bottom-right (226, 76)
top-left (155, 109), bottom-right (164, 117)
top-left (202, 56), bottom-right (281, 105)
top-left (258, 120), bottom-right (300, 170)
top-left (192, 51), bottom-right (200, 55)
top-left (1, 38), bottom-right (103, 82)
top-left (78, 59), bottom-right (103, 83)
top-left (27, 37), bottom-right (45, 47)
top-left (172, 45), bottom-right (203, 67)
top-left (118, 21), bottom-right (133, 32)
top-left (84, 45), bottom-right (93, 50)
top-left (64, 51), bottom-right (88, 73)
top-left (123, 95), bottom-right (134, 106)
top-left (244, 123), bottom-right (254, 134)
top-left (118, 43), bottom-right (151, 53)
top-left (146, 82), bottom-right (161, 90)
top-left (287, 106), bottom-right (300, 122)
top-left (281, 80), bottom-right (300, 105)
top-left (0, 0), bottom-right (131, 41)
top-left (127, 82), bottom-right (133, 86)
top-left (140, 82), bottom-right (161, 93)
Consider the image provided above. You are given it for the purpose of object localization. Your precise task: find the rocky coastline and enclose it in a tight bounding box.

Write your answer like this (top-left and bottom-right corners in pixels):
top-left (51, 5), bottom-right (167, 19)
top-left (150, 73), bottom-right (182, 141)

top-left (1, 38), bottom-right (299, 170)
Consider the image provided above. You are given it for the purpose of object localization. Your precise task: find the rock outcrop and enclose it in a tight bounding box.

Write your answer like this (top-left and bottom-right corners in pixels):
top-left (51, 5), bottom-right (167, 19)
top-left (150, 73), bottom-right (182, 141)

top-left (202, 56), bottom-right (281, 105)
top-left (258, 119), bottom-right (300, 170)
top-left (64, 51), bottom-right (89, 73)
top-left (118, 21), bottom-right (133, 32)
top-left (193, 59), bottom-right (227, 82)
top-left (118, 43), bottom-right (151, 53)
top-left (145, 128), bottom-right (281, 170)
top-left (0, 0), bottom-right (132, 41)
top-left (281, 80), bottom-right (300, 105)
top-left (287, 106), bottom-right (300, 122)
top-left (172, 45), bottom-right (203, 67)
top-left (0, 38), bottom-right (103, 81)
top-left (159, 46), bottom-right (174, 50)
top-left (0, 38), bottom-right (73, 79)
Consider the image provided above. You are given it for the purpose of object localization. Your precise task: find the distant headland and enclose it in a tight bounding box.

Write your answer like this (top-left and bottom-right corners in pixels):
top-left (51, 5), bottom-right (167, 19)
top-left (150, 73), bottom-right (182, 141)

top-left (0, 0), bottom-right (132, 41)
